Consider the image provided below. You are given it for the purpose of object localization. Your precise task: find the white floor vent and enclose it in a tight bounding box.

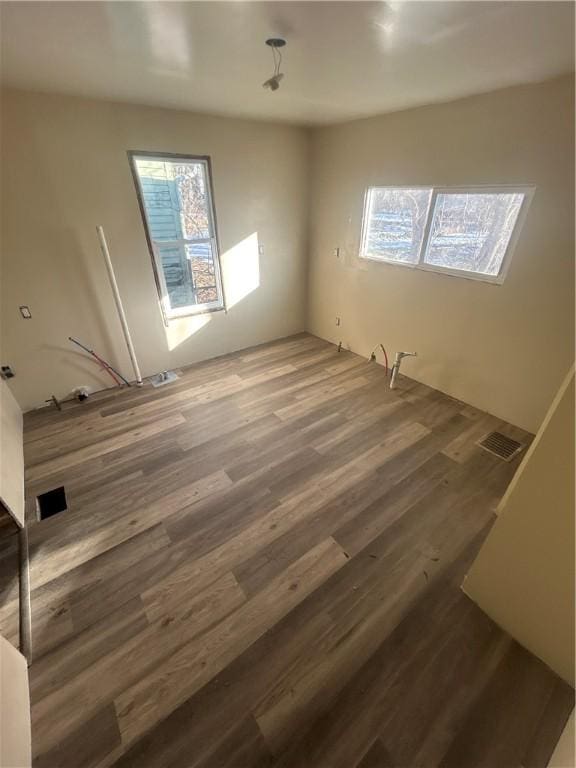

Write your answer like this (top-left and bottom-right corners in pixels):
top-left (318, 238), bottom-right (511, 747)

top-left (477, 431), bottom-right (524, 461)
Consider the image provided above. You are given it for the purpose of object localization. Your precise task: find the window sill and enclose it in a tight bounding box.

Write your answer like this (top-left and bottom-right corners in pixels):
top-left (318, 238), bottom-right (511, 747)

top-left (166, 304), bottom-right (226, 322)
top-left (359, 254), bottom-right (506, 285)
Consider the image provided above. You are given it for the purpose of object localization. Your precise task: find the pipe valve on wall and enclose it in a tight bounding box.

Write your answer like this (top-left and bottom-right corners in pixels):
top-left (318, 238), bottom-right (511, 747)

top-left (390, 351), bottom-right (417, 390)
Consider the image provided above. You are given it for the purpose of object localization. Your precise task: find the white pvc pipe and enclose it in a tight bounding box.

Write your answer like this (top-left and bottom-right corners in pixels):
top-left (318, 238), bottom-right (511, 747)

top-left (96, 225), bottom-right (143, 386)
top-left (389, 351), bottom-right (417, 390)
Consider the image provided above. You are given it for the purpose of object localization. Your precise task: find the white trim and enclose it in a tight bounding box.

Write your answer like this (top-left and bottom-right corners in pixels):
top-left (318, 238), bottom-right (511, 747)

top-left (155, 237), bottom-right (212, 246)
top-left (167, 299), bottom-right (224, 319)
top-left (416, 190), bottom-right (435, 265)
top-left (360, 184), bottom-right (535, 285)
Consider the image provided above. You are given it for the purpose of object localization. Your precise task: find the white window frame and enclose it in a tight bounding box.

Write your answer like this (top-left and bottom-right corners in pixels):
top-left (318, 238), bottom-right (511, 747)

top-left (359, 185), bottom-right (535, 285)
top-left (129, 151), bottom-right (225, 322)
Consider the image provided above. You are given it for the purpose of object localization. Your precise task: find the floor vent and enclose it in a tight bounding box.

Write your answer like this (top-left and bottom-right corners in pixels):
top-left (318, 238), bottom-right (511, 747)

top-left (37, 486), bottom-right (67, 520)
top-left (477, 431), bottom-right (524, 462)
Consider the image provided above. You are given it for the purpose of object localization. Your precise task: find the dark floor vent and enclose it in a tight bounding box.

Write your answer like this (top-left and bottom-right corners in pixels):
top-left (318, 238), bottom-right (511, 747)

top-left (37, 486), bottom-right (67, 520)
top-left (477, 431), bottom-right (524, 462)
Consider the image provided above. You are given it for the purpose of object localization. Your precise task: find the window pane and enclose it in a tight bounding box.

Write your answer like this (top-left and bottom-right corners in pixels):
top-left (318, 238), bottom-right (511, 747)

top-left (156, 241), bottom-right (219, 312)
top-left (424, 192), bottom-right (524, 276)
top-left (156, 243), bottom-right (194, 310)
top-left (135, 158), bottom-right (211, 242)
top-left (187, 242), bottom-right (218, 305)
top-left (173, 163), bottom-right (210, 240)
top-left (362, 188), bottom-right (432, 264)
top-left (135, 159), bottom-right (183, 242)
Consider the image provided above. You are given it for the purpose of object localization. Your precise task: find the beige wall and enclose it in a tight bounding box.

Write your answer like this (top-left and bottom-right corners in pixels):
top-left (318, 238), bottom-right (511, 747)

top-left (548, 711), bottom-right (575, 768)
top-left (307, 75), bottom-right (574, 432)
top-left (0, 634), bottom-right (31, 768)
top-left (0, 89), bottom-right (309, 410)
top-left (464, 367), bottom-right (575, 686)
top-left (0, 379), bottom-right (24, 526)
top-left (2, 78), bottom-right (574, 427)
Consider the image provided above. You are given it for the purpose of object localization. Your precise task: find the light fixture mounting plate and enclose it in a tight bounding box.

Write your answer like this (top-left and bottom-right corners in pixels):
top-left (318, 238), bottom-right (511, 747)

top-left (266, 38), bottom-right (286, 48)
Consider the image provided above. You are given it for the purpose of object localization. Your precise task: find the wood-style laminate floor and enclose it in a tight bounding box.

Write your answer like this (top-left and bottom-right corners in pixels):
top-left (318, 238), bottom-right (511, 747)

top-left (11, 333), bottom-right (573, 767)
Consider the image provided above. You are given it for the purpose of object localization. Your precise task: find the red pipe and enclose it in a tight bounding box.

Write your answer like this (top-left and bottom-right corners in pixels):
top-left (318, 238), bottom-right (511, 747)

top-left (380, 344), bottom-right (389, 378)
top-left (68, 337), bottom-right (127, 387)
top-left (90, 351), bottom-right (123, 386)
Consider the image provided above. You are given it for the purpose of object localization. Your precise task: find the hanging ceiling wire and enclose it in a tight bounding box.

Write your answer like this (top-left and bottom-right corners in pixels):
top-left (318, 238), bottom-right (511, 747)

top-left (263, 38), bottom-right (286, 91)
top-left (271, 43), bottom-right (282, 77)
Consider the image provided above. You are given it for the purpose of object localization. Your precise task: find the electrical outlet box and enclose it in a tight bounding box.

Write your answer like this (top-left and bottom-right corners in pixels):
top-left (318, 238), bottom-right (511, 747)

top-left (19, 305), bottom-right (32, 319)
top-left (0, 365), bottom-right (15, 380)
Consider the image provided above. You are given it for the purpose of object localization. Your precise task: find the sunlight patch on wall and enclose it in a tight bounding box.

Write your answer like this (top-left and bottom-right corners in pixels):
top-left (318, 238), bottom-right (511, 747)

top-left (163, 232), bottom-right (260, 350)
top-left (222, 233), bottom-right (260, 309)
top-left (166, 313), bottom-right (210, 351)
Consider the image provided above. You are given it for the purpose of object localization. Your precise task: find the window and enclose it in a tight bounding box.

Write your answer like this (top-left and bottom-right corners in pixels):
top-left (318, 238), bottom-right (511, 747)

top-left (360, 186), bottom-right (533, 283)
top-left (362, 188), bottom-right (432, 265)
top-left (129, 152), bottom-right (224, 319)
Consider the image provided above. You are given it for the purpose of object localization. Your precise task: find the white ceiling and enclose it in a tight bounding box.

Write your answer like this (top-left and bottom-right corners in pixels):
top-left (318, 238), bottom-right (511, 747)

top-left (0, 1), bottom-right (574, 125)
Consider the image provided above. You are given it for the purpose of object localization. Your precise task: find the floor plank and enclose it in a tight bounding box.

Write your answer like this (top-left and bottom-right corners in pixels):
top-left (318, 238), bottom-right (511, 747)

top-left (20, 333), bottom-right (572, 768)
